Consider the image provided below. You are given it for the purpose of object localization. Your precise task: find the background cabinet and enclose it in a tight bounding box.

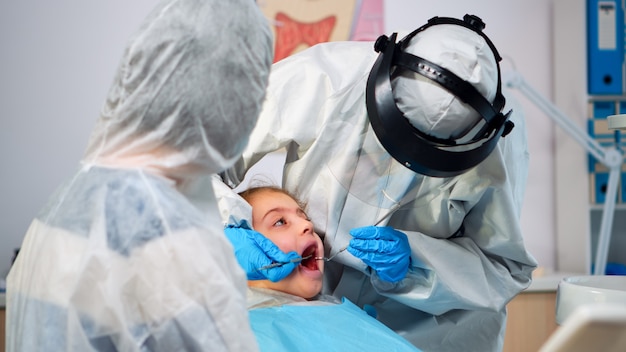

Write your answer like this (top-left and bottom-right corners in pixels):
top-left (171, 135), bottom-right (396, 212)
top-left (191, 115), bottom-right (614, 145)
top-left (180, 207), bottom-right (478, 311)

top-left (503, 290), bottom-right (558, 352)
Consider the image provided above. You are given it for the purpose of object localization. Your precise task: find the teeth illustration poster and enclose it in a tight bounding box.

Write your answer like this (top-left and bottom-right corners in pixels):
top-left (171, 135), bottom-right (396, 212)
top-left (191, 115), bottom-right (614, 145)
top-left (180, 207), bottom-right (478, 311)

top-left (258, 0), bottom-right (384, 62)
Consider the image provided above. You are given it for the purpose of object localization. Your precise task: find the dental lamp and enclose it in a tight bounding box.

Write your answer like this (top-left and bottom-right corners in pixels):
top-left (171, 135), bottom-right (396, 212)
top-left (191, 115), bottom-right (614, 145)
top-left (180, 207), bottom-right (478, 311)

top-left (505, 71), bottom-right (624, 275)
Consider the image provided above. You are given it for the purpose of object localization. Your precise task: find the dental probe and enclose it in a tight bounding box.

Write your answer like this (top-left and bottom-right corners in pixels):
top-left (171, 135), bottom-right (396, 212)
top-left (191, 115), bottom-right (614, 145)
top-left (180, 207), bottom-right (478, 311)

top-left (374, 203), bottom-right (403, 226)
top-left (256, 254), bottom-right (313, 271)
top-left (314, 206), bottom-right (400, 262)
top-left (315, 246), bottom-right (347, 262)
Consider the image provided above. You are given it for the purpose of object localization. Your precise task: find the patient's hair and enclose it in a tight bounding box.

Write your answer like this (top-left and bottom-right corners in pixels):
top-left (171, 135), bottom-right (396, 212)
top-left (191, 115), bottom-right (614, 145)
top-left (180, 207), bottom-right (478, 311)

top-left (239, 186), bottom-right (306, 210)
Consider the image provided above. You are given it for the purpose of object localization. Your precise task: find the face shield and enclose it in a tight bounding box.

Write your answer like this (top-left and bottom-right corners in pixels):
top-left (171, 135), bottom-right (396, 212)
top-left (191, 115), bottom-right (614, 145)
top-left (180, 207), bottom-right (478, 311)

top-left (366, 14), bottom-right (514, 178)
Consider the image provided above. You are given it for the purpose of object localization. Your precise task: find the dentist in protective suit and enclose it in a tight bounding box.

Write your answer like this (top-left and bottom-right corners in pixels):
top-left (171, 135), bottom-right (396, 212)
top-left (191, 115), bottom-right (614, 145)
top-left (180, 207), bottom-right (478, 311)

top-left (219, 15), bottom-right (537, 352)
top-left (6, 0), bottom-right (272, 351)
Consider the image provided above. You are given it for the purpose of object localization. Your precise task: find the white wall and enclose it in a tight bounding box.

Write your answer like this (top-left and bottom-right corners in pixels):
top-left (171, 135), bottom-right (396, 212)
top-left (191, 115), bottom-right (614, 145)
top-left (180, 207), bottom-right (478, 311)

top-left (0, 0), bottom-right (160, 278)
top-left (0, 0), bottom-right (556, 279)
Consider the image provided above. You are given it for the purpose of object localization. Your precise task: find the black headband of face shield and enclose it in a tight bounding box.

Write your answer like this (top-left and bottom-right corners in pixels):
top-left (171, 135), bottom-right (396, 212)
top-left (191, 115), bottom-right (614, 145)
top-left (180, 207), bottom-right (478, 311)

top-left (365, 14), bottom-right (514, 178)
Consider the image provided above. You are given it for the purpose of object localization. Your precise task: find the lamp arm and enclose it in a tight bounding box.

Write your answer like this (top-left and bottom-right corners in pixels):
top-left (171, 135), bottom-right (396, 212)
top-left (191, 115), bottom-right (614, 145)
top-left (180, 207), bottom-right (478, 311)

top-left (504, 71), bottom-right (623, 275)
top-left (504, 71), bottom-right (612, 164)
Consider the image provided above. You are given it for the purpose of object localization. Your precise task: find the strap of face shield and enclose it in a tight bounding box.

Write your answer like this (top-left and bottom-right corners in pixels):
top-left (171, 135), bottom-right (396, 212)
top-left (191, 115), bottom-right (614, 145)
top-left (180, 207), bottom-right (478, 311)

top-left (365, 14), bottom-right (514, 178)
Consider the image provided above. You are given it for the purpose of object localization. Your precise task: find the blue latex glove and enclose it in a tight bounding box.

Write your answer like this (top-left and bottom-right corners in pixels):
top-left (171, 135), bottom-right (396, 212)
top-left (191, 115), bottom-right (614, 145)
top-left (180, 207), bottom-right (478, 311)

top-left (347, 226), bottom-right (411, 283)
top-left (224, 225), bottom-right (300, 282)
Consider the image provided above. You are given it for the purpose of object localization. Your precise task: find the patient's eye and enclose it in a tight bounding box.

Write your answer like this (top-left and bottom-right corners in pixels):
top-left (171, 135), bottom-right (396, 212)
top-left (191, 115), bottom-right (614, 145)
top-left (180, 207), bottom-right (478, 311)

top-left (273, 218), bottom-right (286, 227)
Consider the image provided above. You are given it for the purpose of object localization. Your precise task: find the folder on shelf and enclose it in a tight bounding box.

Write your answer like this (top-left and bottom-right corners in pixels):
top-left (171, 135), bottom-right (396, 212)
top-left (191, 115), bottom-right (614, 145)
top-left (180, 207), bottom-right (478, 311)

top-left (590, 172), bottom-right (610, 203)
top-left (587, 0), bottom-right (624, 95)
top-left (587, 101), bottom-right (618, 172)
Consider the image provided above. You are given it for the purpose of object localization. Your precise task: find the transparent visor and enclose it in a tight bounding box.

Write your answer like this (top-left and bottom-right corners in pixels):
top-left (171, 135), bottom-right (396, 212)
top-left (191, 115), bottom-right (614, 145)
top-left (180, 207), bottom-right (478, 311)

top-left (325, 125), bottom-right (454, 221)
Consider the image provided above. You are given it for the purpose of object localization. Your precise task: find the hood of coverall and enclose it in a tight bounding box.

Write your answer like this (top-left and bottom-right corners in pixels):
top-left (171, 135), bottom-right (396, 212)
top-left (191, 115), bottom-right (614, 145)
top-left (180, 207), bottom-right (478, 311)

top-left (82, 0), bottom-right (273, 180)
top-left (392, 24), bottom-right (498, 140)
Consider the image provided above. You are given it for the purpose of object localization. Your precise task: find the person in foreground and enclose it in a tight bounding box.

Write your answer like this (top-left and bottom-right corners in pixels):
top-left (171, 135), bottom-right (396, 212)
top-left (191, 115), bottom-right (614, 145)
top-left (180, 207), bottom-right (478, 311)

top-left (236, 185), bottom-right (420, 352)
top-left (6, 0), bottom-right (273, 351)
top-left (218, 14), bottom-right (537, 352)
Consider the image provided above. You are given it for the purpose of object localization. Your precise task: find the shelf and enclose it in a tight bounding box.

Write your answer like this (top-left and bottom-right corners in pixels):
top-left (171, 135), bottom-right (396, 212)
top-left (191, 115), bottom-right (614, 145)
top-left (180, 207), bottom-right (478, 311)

top-left (589, 203), bottom-right (626, 211)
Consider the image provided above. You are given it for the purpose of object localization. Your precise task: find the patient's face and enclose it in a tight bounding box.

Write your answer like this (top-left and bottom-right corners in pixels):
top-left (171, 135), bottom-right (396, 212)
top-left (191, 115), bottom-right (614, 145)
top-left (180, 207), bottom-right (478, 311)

top-left (247, 189), bottom-right (324, 299)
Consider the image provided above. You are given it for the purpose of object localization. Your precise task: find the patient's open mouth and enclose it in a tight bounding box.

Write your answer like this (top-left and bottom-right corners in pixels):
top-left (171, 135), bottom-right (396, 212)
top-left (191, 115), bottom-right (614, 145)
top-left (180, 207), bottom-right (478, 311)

top-left (300, 244), bottom-right (319, 270)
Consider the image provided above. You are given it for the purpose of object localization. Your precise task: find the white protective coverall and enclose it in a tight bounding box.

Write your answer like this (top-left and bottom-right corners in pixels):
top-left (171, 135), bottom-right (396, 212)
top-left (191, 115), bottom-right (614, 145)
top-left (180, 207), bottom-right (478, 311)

top-left (6, 0), bottom-right (272, 351)
top-left (219, 25), bottom-right (537, 352)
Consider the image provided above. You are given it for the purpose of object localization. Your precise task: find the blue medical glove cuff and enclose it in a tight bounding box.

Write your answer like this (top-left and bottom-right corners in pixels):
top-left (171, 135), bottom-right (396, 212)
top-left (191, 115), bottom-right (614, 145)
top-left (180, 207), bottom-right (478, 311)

top-left (224, 225), bottom-right (299, 282)
top-left (348, 226), bottom-right (411, 283)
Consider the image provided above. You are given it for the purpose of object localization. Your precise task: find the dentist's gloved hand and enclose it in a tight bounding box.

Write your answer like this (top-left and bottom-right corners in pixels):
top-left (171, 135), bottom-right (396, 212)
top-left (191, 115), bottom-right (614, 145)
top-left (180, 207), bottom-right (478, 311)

top-left (347, 226), bottom-right (411, 283)
top-left (224, 225), bottom-right (300, 282)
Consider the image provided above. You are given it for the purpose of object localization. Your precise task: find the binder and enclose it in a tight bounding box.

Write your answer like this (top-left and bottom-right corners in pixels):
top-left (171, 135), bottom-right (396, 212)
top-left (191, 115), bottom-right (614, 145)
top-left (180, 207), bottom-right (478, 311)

top-left (587, 0), bottom-right (624, 95)
top-left (592, 99), bottom-right (617, 118)
top-left (591, 172), bottom-right (609, 203)
top-left (588, 100), bottom-right (617, 172)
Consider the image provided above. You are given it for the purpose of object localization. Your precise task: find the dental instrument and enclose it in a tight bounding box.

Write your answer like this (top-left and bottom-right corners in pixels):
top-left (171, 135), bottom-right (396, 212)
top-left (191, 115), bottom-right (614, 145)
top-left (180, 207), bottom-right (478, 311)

top-left (315, 246), bottom-right (348, 262)
top-left (256, 254), bottom-right (314, 271)
top-left (313, 206), bottom-right (402, 262)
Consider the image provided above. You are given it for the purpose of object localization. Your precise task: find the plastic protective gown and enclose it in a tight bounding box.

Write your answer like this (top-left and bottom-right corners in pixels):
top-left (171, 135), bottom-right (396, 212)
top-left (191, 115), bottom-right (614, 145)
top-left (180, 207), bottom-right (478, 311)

top-left (6, 0), bottom-right (273, 351)
top-left (219, 41), bottom-right (537, 351)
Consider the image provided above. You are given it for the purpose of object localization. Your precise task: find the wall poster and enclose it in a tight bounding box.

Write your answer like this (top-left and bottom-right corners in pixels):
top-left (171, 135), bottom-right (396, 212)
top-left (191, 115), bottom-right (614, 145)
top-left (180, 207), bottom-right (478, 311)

top-left (258, 0), bottom-right (384, 62)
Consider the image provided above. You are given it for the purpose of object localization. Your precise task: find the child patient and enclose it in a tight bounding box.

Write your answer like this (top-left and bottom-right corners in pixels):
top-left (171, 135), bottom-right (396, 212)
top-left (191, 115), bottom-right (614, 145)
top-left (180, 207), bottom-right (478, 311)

top-left (238, 186), bottom-right (329, 306)
top-left (237, 185), bottom-right (421, 352)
